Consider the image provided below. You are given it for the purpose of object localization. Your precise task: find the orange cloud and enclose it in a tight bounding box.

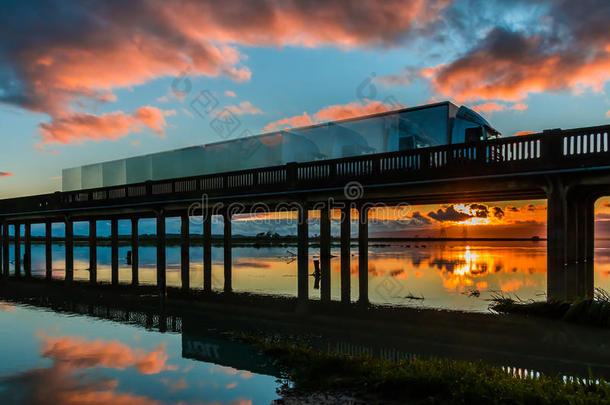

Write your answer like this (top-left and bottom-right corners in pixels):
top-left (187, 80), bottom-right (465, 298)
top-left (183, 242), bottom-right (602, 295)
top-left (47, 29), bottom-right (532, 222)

top-left (515, 131), bottom-right (534, 136)
top-left (426, 24), bottom-right (610, 103)
top-left (0, 172), bottom-right (14, 178)
top-left (264, 99), bottom-right (400, 131)
top-left (227, 101), bottom-right (262, 115)
top-left (41, 336), bottom-right (174, 374)
top-left (3, 0), bottom-right (452, 145)
top-left (38, 107), bottom-right (175, 144)
top-left (225, 90), bottom-right (237, 97)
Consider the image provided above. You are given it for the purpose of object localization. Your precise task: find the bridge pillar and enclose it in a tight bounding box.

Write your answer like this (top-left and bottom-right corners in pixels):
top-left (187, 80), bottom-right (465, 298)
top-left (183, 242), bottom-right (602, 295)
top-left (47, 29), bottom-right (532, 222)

top-left (546, 178), bottom-right (595, 301)
top-left (111, 218), bottom-right (119, 285)
top-left (203, 212), bottom-right (212, 292)
top-left (181, 212), bottom-right (190, 291)
top-left (320, 204), bottom-right (331, 302)
top-left (45, 221), bottom-right (52, 280)
top-left (65, 218), bottom-right (73, 283)
top-left (297, 205), bottom-right (309, 305)
top-left (358, 206), bottom-right (369, 306)
top-left (223, 210), bottom-right (232, 293)
top-left (156, 213), bottom-right (166, 296)
top-left (131, 218), bottom-right (139, 286)
top-left (14, 223), bottom-right (20, 277)
top-left (89, 219), bottom-right (97, 284)
top-left (2, 222), bottom-right (8, 278)
top-left (340, 206), bottom-right (351, 304)
top-left (24, 222), bottom-right (31, 277)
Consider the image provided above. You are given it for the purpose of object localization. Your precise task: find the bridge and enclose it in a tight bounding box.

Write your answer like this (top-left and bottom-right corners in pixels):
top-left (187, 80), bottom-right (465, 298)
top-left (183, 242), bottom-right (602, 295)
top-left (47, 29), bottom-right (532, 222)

top-left (1, 124), bottom-right (610, 302)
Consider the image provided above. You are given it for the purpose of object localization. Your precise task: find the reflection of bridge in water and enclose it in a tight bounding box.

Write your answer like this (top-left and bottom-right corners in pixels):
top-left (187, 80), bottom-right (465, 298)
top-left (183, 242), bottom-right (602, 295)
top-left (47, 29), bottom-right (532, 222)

top-left (1, 125), bottom-right (610, 301)
top-left (3, 280), bottom-right (610, 380)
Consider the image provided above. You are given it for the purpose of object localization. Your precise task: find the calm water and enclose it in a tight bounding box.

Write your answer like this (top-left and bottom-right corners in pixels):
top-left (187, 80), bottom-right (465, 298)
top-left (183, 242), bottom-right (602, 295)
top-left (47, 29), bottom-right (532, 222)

top-left (0, 301), bottom-right (280, 404)
top-left (5, 240), bottom-right (610, 312)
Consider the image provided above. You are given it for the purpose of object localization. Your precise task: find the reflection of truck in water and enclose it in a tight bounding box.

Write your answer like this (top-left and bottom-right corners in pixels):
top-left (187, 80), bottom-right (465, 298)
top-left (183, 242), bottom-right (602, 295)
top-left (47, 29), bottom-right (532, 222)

top-left (62, 101), bottom-right (502, 191)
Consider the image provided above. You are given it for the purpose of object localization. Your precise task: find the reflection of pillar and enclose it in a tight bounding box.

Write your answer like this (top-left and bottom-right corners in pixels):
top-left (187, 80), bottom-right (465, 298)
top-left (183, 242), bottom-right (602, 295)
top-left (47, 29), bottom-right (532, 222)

top-left (320, 205), bottom-right (331, 302)
top-left (2, 222), bottom-right (8, 277)
top-left (45, 221), bottom-right (52, 280)
top-left (89, 219), bottom-right (97, 284)
top-left (358, 206), bottom-right (369, 306)
top-left (24, 222), bottom-right (31, 277)
top-left (181, 212), bottom-right (190, 291)
top-left (65, 218), bottom-right (74, 282)
top-left (297, 205), bottom-right (309, 303)
top-left (223, 210), bottom-right (232, 293)
top-left (111, 218), bottom-right (119, 285)
top-left (203, 212), bottom-right (212, 292)
top-left (14, 223), bottom-right (21, 277)
top-left (131, 218), bottom-right (139, 286)
top-left (340, 206), bottom-right (351, 304)
top-left (156, 213), bottom-right (166, 295)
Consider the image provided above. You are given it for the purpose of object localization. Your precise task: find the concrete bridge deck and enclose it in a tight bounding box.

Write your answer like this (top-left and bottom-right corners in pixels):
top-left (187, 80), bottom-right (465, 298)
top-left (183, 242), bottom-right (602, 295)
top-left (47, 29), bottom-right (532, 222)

top-left (1, 124), bottom-right (610, 302)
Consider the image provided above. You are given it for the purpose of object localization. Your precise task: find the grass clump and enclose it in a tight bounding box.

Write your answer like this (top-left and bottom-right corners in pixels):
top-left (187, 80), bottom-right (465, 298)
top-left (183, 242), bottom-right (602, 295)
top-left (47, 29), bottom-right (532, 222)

top-left (489, 289), bottom-right (610, 327)
top-left (241, 335), bottom-right (610, 404)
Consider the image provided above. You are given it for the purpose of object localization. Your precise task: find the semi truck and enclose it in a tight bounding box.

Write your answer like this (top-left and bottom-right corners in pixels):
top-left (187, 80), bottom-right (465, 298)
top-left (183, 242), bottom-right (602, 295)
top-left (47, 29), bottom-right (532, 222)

top-left (62, 101), bottom-right (501, 191)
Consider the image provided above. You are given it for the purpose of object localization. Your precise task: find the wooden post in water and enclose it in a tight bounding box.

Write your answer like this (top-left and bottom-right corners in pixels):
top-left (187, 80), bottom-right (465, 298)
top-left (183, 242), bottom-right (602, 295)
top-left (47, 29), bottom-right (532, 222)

top-left (65, 218), bottom-right (74, 283)
top-left (24, 222), bottom-right (31, 277)
top-left (131, 218), bottom-right (139, 286)
top-left (223, 209), bottom-right (232, 293)
top-left (203, 212), bottom-right (212, 292)
top-left (320, 204), bottom-right (331, 302)
top-left (2, 222), bottom-right (8, 278)
top-left (89, 219), bottom-right (97, 284)
top-left (14, 223), bottom-right (21, 277)
top-left (111, 217), bottom-right (119, 285)
top-left (358, 205), bottom-right (369, 306)
top-left (45, 221), bottom-right (52, 280)
top-left (340, 206), bottom-right (351, 304)
top-left (180, 212), bottom-right (190, 291)
top-left (297, 204), bottom-right (309, 306)
top-left (156, 213), bottom-right (166, 296)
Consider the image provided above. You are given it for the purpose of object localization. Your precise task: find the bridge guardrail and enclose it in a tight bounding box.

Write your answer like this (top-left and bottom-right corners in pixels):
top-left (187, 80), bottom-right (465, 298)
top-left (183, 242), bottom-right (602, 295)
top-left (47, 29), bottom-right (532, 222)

top-left (1, 124), bottom-right (609, 216)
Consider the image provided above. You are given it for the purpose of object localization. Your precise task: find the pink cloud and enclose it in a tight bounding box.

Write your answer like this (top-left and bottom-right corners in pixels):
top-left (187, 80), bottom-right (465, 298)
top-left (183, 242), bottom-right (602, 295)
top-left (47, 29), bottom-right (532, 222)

top-left (38, 107), bottom-right (175, 144)
top-left (0, 172), bottom-right (14, 178)
top-left (225, 90), bottom-right (237, 97)
top-left (264, 99), bottom-right (401, 131)
top-left (227, 101), bottom-right (262, 115)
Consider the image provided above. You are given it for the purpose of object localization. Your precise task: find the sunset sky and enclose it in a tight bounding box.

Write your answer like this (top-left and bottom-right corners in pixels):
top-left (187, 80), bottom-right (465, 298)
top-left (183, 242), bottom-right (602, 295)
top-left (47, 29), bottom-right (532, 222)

top-left (1, 0), bottom-right (610, 237)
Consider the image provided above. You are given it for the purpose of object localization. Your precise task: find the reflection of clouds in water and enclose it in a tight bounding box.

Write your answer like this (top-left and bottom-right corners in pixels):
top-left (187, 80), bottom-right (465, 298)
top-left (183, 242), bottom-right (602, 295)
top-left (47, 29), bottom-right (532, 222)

top-left (0, 333), bottom-right (253, 405)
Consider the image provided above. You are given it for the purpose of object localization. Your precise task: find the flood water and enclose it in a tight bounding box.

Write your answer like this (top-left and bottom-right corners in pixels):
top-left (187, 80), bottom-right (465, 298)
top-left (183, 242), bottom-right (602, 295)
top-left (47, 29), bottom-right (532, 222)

top-left (0, 299), bottom-right (281, 404)
top-left (5, 239), bottom-right (610, 312)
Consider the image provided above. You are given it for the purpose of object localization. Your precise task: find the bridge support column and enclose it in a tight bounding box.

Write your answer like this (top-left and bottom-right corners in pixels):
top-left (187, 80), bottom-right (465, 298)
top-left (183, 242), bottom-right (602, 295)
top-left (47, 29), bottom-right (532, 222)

top-left (14, 223), bottom-right (20, 277)
top-left (89, 219), bottom-right (97, 284)
top-left (320, 204), bottom-right (331, 302)
top-left (45, 221), bottom-right (52, 280)
top-left (65, 218), bottom-right (73, 283)
top-left (203, 212), bottom-right (212, 292)
top-left (546, 178), bottom-right (595, 301)
top-left (156, 213), bottom-right (166, 296)
top-left (131, 218), bottom-right (139, 286)
top-left (340, 206), bottom-right (351, 304)
top-left (223, 210), bottom-right (232, 293)
top-left (2, 222), bottom-right (8, 278)
top-left (358, 206), bottom-right (369, 306)
top-left (297, 205), bottom-right (309, 306)
top-left (181, 212), bottom-right (190, 291)
top-left (111, 218), bottom-right (119, 285)
top-left (24, 222), bottom-right (31, 277)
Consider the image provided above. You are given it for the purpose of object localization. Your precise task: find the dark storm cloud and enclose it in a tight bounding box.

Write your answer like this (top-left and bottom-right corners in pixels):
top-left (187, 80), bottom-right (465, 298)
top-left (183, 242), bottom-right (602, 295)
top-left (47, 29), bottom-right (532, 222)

top-left (427, 205), bottom-right (472, 222)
